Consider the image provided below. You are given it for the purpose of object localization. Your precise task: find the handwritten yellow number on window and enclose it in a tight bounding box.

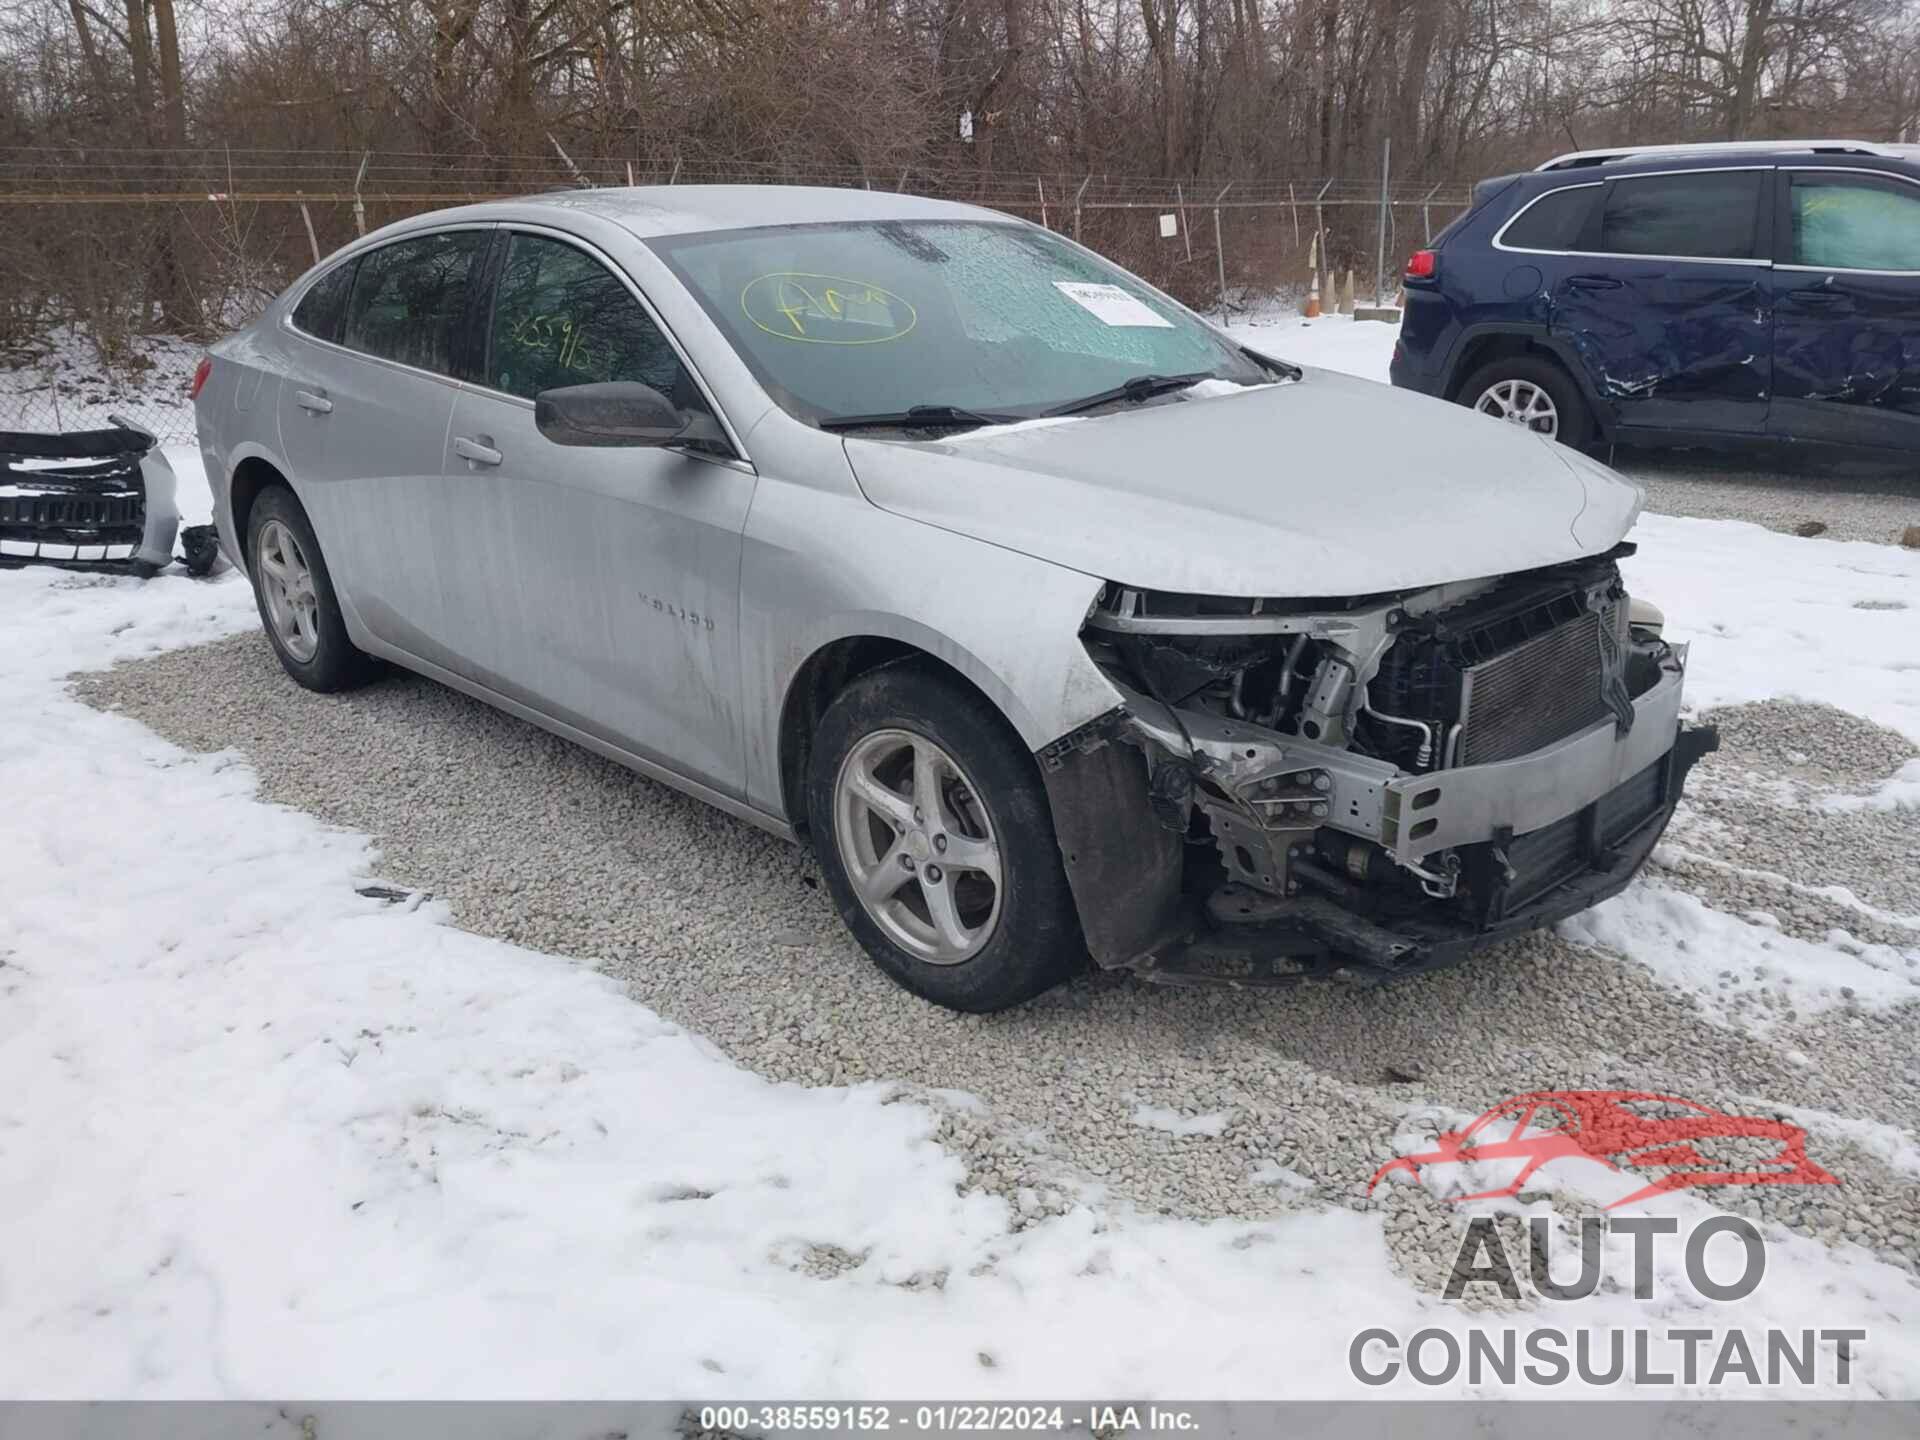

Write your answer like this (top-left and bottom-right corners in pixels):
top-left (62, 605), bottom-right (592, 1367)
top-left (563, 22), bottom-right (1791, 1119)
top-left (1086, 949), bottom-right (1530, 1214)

top-left (742, 273), bottom-right (916, 345)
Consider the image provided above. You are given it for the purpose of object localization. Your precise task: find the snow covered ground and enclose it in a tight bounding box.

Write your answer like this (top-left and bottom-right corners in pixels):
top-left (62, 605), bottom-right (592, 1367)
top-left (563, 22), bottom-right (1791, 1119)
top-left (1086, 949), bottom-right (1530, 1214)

top-left (4, 318), bottom-right (1920, 1402)
top-left (1, 326), bottom-right (204, 444)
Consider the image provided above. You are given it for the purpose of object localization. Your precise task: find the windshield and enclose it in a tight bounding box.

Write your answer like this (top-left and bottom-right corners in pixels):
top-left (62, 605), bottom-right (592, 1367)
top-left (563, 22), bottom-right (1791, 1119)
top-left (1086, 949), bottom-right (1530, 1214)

top-left (648, 219), bottom-right (1270, 426)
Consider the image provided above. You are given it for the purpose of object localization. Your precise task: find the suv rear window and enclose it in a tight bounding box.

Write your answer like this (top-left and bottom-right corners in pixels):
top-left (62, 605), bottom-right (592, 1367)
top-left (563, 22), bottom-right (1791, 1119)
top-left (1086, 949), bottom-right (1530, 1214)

top-left (1598, 171), bottom-right (1762, 260)
top-left (1501, 186), bottom-right (1598, 250)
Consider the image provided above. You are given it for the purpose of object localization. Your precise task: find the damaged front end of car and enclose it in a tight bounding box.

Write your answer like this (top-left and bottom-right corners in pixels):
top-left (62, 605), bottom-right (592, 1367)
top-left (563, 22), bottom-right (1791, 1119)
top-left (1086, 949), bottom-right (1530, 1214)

top-left (1040, 545), bottom-right (1719, 986)
top-left (0, 421), bottom-right (179, 574)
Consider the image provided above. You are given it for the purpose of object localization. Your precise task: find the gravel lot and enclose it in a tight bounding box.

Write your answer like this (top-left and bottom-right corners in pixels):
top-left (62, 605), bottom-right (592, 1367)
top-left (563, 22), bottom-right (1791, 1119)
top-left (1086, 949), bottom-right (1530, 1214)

top-left (1617, 449), bottom-right (1920, 544)
top-left (75, 470), bottom-right (1920, 1290)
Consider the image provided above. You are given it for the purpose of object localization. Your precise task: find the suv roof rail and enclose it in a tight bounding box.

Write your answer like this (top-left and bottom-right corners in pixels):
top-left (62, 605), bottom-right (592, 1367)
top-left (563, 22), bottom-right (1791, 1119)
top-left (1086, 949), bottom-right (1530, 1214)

top-left (1535, 139), bottom-right (1910, 171)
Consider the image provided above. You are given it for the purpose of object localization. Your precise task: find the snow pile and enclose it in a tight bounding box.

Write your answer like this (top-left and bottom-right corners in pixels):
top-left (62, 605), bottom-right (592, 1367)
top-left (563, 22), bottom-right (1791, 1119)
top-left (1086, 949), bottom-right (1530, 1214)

top-left (1559, 882), bottom-right (1920, 1024)
top-left (1623, 512), bottom-right (1920, 748)
top-left (1249, 1162), bottom-right (1315, 1192)
top-left (1821, 758), bottom-right (1920, 815)
top-left (1132, 1106), bottom-right (1233, 1138)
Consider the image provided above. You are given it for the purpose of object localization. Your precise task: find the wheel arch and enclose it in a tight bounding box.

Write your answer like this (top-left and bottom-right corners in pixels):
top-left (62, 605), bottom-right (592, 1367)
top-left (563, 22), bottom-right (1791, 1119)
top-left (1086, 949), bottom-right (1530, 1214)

top-left (228, 452), bottom-right (293, 563)
top-left (772, 623), bottom-right (1176, 972)
top-left (776, 631), bottom-right (1037, 842)
top-left (1443, 324), bottom-right (1614, 437)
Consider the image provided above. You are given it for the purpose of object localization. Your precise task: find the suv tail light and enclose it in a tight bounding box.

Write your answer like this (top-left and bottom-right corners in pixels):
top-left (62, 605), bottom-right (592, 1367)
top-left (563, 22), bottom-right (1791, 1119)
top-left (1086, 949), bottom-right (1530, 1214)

top-left (189, 356), bottom-right (212, 400)
top-left (1405, 249), bottom-right (1438, 281)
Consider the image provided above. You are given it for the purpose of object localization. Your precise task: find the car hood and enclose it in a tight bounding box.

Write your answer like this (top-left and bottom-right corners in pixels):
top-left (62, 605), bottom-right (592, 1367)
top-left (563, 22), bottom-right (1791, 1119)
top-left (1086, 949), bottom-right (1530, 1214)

top-left (842, 368), bottom-right (1642, 597)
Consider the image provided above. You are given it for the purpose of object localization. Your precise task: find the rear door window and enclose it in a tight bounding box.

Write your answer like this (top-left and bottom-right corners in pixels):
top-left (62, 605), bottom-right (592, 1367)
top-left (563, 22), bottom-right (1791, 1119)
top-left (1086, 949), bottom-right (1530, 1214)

top-left (1789, 173), bottom-right (1920, 272)
top-left (1501, 185), bottom-right (1599, 251)
top-left (485, 232), bottom-right (685, 402)
top-left (291, 260), bottom-right (356, 344)
top-left (341, 230), bottom-right (488, 375)
top-left (1598, 172), bottom-right (1764, 260)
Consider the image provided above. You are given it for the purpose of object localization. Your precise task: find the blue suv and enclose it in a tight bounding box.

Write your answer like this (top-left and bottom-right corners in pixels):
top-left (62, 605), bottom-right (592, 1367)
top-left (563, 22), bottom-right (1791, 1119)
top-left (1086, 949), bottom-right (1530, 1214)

top-left (1390, 140), bottom-right (1920, 457)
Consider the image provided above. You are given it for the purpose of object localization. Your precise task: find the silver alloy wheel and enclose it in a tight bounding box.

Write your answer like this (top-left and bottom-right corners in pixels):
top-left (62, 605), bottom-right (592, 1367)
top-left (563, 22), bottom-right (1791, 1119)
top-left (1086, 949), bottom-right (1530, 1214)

top-left (256, 518), bottom-right (320, 662)
top-left (833, 728), bottom-right (1004, 965)
top-left (1473, 377), bottom-right (1560, 437)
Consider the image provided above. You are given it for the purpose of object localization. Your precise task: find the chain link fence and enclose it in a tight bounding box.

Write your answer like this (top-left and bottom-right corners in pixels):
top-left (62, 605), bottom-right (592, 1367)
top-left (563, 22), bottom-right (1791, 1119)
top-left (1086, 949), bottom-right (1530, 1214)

top-left (1, 331), bottom-right (201, 445)
top-left (2, 147), bottom-right (1472, 445)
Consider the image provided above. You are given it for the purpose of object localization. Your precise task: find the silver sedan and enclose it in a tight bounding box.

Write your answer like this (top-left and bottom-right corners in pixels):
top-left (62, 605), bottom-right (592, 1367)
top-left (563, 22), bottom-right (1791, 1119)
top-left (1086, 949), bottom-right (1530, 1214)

top-left (195, 186), bottom-right (1714, 1010)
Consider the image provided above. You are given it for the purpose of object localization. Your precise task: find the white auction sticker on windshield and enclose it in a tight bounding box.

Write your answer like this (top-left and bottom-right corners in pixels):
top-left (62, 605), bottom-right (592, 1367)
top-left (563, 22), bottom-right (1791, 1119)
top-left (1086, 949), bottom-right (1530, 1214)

top-left (1052, 281), bottom-right (1173, 328)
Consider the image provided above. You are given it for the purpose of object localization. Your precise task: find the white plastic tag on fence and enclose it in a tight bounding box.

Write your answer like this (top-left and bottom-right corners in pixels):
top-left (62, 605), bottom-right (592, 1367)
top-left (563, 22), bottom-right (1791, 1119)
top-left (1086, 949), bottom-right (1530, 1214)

top-left (1158, 213), bottom-right (1178, 238)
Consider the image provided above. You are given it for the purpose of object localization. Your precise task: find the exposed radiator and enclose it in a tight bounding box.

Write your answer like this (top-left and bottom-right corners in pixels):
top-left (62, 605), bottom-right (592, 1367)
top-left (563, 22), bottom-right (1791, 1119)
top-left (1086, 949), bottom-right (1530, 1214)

top-left (1456, 603), bottom-right (1620, 766)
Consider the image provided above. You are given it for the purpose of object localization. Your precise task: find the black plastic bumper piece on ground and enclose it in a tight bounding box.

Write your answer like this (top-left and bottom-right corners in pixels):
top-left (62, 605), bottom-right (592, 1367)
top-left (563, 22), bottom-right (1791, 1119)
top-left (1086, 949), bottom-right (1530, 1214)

top-left (0, 426), bottom-right (153, 566)
top-left (1133, 720), bottom-right (1720, 990)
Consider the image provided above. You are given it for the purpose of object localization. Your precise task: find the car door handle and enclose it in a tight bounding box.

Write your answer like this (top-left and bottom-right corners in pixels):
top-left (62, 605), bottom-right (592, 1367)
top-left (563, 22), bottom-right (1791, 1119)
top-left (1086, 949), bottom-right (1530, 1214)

top-left (1566, 276), bottom-right (1623, 291)
top-left (294, 389), bottom-right (333, 414)
top-left (453, 435), bottom-right (503, 467)
top-left (1787, 288), bottom-right (1843, 305)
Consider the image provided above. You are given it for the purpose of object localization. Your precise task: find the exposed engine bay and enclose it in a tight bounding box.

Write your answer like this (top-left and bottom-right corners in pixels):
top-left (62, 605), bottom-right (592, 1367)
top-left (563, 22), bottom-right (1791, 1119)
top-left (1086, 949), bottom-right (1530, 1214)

top-left (1042, 546), bottom-right (1719, 986)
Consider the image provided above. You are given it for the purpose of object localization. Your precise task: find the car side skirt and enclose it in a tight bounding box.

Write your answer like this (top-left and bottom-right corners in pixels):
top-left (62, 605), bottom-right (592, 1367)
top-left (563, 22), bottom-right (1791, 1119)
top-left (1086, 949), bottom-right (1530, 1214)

top-left (355, 637), bottom-right (800, 844)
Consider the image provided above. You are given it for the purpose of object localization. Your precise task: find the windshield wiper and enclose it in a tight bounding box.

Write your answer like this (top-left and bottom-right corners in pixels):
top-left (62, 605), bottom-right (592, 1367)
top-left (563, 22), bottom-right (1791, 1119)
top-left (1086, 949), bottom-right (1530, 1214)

top-left (819, 405), bottom-right (1016, 434)
top-left (1041, 371), bottom-right (1214, 418)
top-left (1243, 347), bottom-right (1303, 382)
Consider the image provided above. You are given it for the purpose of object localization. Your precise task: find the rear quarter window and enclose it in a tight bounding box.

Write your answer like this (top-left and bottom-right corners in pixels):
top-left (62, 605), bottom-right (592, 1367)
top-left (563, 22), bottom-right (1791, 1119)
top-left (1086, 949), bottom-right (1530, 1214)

top-left (291, 261), bottom-right (356, 344)
top-left (1500, 185), bottom-right (1600, 251)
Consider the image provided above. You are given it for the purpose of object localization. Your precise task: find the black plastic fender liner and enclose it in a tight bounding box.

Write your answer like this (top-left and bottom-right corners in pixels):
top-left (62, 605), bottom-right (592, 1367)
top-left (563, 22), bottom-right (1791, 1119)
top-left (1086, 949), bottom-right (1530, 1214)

top-left (1037, 714), bottom-right (1186, 969)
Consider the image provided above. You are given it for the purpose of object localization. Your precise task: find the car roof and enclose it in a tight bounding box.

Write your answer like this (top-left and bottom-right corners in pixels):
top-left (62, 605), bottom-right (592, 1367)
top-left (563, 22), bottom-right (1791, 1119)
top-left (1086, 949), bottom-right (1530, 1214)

top-left (1534, 139), bottom-right (1920, 173)
top-left (383, 184), bottom-right (1007, 241)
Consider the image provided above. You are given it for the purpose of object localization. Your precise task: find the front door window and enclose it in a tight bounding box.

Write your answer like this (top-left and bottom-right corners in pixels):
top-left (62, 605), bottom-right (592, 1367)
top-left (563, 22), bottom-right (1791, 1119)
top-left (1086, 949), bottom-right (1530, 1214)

top-left (487, 233), bottom-right (686, 402)
top-left (1790, 174), bottom-right (1920, 273)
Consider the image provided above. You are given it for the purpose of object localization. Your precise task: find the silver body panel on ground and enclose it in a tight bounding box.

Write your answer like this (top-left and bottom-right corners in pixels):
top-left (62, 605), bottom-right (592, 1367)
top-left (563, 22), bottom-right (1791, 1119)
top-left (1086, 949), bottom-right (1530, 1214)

top-left (133, 451), bottom-right (179, 568)
top-left (194, 185), bottom-right (1649, 839)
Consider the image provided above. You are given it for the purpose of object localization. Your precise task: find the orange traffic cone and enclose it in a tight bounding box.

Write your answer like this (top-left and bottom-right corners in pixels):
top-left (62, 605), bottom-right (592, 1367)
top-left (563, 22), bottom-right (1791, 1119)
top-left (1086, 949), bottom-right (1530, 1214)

top-left (1303, 235), bottom-right (1322, 318)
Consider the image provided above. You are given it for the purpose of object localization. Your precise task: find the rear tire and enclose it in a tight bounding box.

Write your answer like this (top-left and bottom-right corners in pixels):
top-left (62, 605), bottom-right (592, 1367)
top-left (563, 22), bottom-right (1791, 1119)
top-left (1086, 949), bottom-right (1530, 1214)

top-left (246, 484), bottom-right (381, 692)
top-left (1457, 354), bottom-right (1595, 449)
top-left (808, 661), bottom-right (1085, 1012)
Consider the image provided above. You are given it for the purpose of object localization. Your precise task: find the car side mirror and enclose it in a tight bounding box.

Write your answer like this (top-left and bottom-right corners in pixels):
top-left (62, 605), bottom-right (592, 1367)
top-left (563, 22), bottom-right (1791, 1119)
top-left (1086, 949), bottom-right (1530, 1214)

top-left (535, 381), bottom-right (724, 449)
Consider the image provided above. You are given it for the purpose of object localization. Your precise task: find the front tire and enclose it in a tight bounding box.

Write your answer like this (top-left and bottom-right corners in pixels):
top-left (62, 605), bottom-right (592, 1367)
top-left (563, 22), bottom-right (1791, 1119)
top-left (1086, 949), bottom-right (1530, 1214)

top-left (808, 662), bottom-right (1085, 1012)
top-left (246, 484), bottom-right (381, 692)
top-left (1457, 354), bottom-right (1594, 449)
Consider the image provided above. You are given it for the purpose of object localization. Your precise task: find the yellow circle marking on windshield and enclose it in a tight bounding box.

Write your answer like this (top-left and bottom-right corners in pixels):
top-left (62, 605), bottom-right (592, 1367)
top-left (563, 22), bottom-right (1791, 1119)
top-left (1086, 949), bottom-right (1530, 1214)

top-left (741, 273), bottom-right (916, 345)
